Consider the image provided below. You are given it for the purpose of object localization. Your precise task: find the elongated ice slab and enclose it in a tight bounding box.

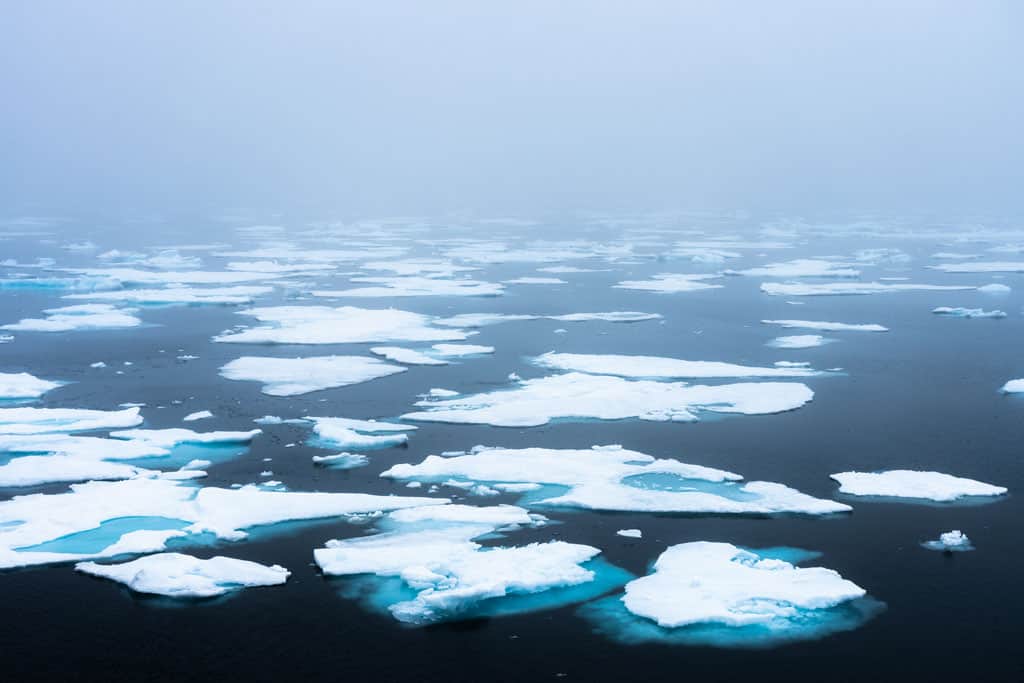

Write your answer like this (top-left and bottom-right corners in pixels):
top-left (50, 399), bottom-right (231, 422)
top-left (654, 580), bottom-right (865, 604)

top-left (73, 268), bottom-right (284, 285)
top-left (0, 407), bottom-right (143, 435)
top-left (0, 372), bottom-right (63, 399)
top-left (370, 347), bottom-right (447, 366)
top-left (382, 445), bottom-right (849, 515)
top-left (1001, 379), bottom-right (1024, 393)
top-left (762, 320), bottom-right (888, 332)
top-left (435, 311), bottom-right (661, 328)
top-left (3, 304), bottom-right (141, 332)
top-left (761, 282), bottom-right (975, 297)
top-left (830, 470), bottom-right (1007, 502)
top-left (65, 286), bottom-right (272, 305)
top-left (932, 307), bottom-right (1006, 319)
top-left (109, 428), bottom-right (261, 448)
top-left (76, 553), bottom-right (290, 597)
top-left (213, 306), bottom-right (467, 345)
top-left (532, 352), bottom-right (819, 379)
top-left (768, 335), bottom-right (829, 349)
top-left (219, 356), bottom-right (405, 396)
top-left (615, 273), bottom-right (722, 293)
top-left (734, 259), bottom-right (859, 278)
top-left (312, 276), bottom-right (503, 298)
top-left (402, 373), bottom-right (814, 427)
top-left (929, 261), bottom-right (1024, 273)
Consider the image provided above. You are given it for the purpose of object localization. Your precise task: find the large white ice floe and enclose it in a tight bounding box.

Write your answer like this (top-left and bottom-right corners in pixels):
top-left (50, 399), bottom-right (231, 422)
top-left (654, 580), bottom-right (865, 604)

top-left (213, 306), bottom-right (468, 344)
top-left (382, 445), bottom-right (849, 515)
top-left (71, 267), bottom-right (285, 285)
top-left (1001, 379), bottom-right (1024, 393)
top-left (929, 261), bottom-right (1024, 273)
top-left (761, 320), bottom-right (888, 332)
top-left (108, 428), bottom-right (262, 449)
top-left (434, 311), bottom-right (661, 328)
top-left (615, 273), bottom-right (722, 293)
top-left (2, 304), bottom-right (141, 332)
top-left (312, 276), bottom-right (503, 298)
top-left (219, 356), bottom-right (405, 396)
top-left (0, 477), bottom-right (446, 568)
top-left (401, 373), bottom-right (814, 427)
top-left (768, 335), bottom-right (829, 349)
top-left (931, 307), bottom-right (1006, 319)
top-left (531, 352), bottom-right (819, 379)
top-left (0, 406), bottom-right (143, 434)
top-left (830, 470), bottom-right (1007, 502)
top-left (732, 259), bottom-right (860, 278)
top-left (308, 417), bottom-right (417, 450)
top-left (76, 552), bottom-right (290, 597)
top-left (922, 530), bottom-right (973, 552)
top-left (314, 504), bottom-right (628, 624)
top-left (761, 282), bottom-right (975, 296)
top-left (65, 285), bottom-right (272, 305)
top-left (0, 372), bottom-right (63, 399)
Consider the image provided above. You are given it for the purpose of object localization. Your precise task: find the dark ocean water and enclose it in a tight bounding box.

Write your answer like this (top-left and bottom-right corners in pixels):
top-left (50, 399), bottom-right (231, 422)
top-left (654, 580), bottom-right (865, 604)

top-left (1, 222), bottom-right (1022, 681)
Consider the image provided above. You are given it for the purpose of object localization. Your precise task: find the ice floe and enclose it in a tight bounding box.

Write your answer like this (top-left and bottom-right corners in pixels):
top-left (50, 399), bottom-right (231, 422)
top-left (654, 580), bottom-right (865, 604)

top-left (434, 311), bottom-right (661, 328)
top-left (531, 352), bottom-right (819, 379)
top-left (579, 541), bottom-right (874, 647)
top-left (382, 445), bottom-right (849, 515)
top-left (616, 529), bottom-right (642, 538)
top-left (830, 470), bottom-right (1007, 502)
top-left (929, 261), bottom-right (1024, 273)
top-left (182, 411), bottom-right (213, 422)
top-left (0, 477), bottom-right (445, 568)
top-left (370, 347), bottom-right (448, 366)
top-left (761, 282), bottom-right (975, 296)
top-left (312, 453), bottom-right (369, 470)
top-left (0, 406), bottom-right (143, 434)
top-left (503, 277), bottom-right (567, 285)
top-left (922, 530), bottom-right (973, 552)
top-left (65, 285), bottom-right (272, 305)
top-left (401, 373), bottom-right (814, 427)
top-left (2, 304), bottom-right (141, 332)
top-left (109, 428), bottom-right (261, 449)
top-left (1000, 379), bottom-right (1024, 393)
top-left (0, 372), bottom-right (63, 399)
top-left (72, 267), bottom-right (284, 285)
top-left (76, 553), bottom-right (290, 598)
top-left (931, 307), bottom-right (1006, 319)
top-left (213, 306), bottom-right (468, 345)
top-left (312, 276), bottom-right (503, 298)
top-left (430, 344), bottom-right (494, 358)
top-left (308, 417), bottom-right (417, 450)
top-left (761, 320), bottom-right (888, 332)
top-left (768, 335), bottom-right (830, 349)
top-left (615, 273), bottom-right (722, 293)
top-left (733, 259), bottom-right (859, 278)
top-left (219, 355), bottom-right (406, 396)
top-left (314, 504), bottom-right (626, 624)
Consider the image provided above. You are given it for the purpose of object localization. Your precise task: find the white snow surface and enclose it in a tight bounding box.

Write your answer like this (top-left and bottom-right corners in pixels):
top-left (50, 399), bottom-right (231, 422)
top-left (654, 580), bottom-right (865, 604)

top-left (830, 470), bottom-right (1007, 501)
top-left (622, 542), bottom-right (865, 628)
top-left (932, 307), bottom-right (1006, 319)
top-left (76, 553), bottom-right (290, 597)
top-left (768, 335), bottom-right (829, 349)
top-left (309, 417), bottom-right (417, 450)
top-left (0, 372), bottom-right (63, 398)
top-left (219, 355), bottom-right (405, 396)
top-left (65, 286), bottom-right (272, 305)
top-left (734, 259), bottom-right (860, 278)
top-left (401, 373), bottom-right (814, 427)
top-left (531, 352), bottom-right (818, 379)
top-left (0, 406), bottom-right (143, 434)
top-left (761, 282), bottom-right (975, 296)
top-left (761, 320), bottom-right (888, 332)
top-left (615, 273), bottom-right (722, 293)
top-left (3, 304), bottom-right (141, 332)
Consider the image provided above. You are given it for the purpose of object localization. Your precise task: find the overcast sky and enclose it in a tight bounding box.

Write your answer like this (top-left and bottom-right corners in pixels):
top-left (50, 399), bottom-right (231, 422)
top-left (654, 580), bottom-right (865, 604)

top-left (2, 1), bottom-right (1021, 220)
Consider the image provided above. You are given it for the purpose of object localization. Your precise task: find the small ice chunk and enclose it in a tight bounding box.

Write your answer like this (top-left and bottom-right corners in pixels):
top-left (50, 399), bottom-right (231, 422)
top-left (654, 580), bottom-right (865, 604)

top-left (762, 320), bottom-right (888, 332)
top-left (183, 410), bottom-right (213, 422)
top-left (931, 307), bottom-right (1006, 319)
top-left (768, 335), bottom-right (829, 349)
top-left (1001, 379), bottom-right (1024, 394)
top-left (431, 344), bottom-right (494, 357)
top-left (616, 529), bottom-right (642, 539)
top-left (922, 530), bottom-right (974, 552)
top-left (312, 452), bottom-right (369, 470)
top-left (308, 417), bottom-right (416, 450)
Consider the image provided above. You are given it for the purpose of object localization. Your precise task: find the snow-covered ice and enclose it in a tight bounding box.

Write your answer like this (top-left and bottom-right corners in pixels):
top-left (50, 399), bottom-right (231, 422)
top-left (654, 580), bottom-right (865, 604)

top-left (922, 530), bottom-right (973, 552)
top-left (0, 372), bottom-right (63, 399)
top-left (761, 282), bottom-right (975, 297)
top-left (402, 373), bottom-right (814, 427)
top-left (616, 529), bottom-right (642, 539)
top-left (3, 304), bottom-right (141, 332)
top-left (932, 307), bottom-right (1006, 319)
top-left (734, 259), bottom-right (859, 278)
top-left (768, 335), bottom-right (830, 349)
top-left (308, 417), bottom-right (417, 450)
top-left (213, 306), bottom-right (468, 344)
top-left (531, 352), bottom-right (819, 378)
top-left (615, 273), bottom-right (722, 293)
top-left (312, 276), bottom-right (503, 298)
top-left (370, 347), bottom-right (448, 366)
top-left (1001, 379), bottom-right (1024, 393)
top-left (182, 411), bottom-right (213, 422)
top-left (830, 470), bottom-right (1007, 502)
top-left (219, 355), bottom-right (405, 396)
top-left (65, 285), bottom-right (272, 305)
top-left (761, 320), bottom-right (888, 332)
top-left (76, 553), bottom-right (290, 598)
top-left (0, 406), bottom-right (143, 435)
top-left (382, 445), bottom-right (849, 515)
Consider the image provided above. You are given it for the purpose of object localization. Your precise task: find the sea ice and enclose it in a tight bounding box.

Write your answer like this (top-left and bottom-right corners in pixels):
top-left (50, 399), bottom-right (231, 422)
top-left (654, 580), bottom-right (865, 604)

top-left (931, 307), bottom-right (1006, 319)
top-left (502, 277), bottom-right (567, 285)
top-left (768, 335), bottom-right (830, 349)
top-left (213, 306), bottom-right (468, 344)
top-left (219, 355), bottom-right (406, 396)
top-left (182, 411), bottom-right (213, 422)
top-left (1001, 379), bottom-right (1024, 393)
top-left (0, 372), bottom-right (63, 399)
top-left (76, 552), bottom-right (290, 598)
top-left (0, 406), bottom-right (143, 435)
top-left (615, 273), bottom-right (722, 293)
top-left (922, 530), bottom-right (974, 552)
top-left (531, 352), bottom-right (819, 379)
top-left (617, 529), bottom-right (642, 539)
top-left (2, 304), bottom-right (141, 332)
top-left (733, 259), bottom-right (859, 278)
top-left (761, 320), bottom-right (888, 332)
top-left (761, 282), bottom-right (975, 296)
top-left (830, 470), bottom-right (1007, 502)
top-left (65, 285), bottom-right (272, 305)
top-left (308, 417), bottom-right (417, 450)
top-left (312, 276), bottom-right (503, 298)
top-left (382, 445), bottom-right (849, 515)
top-left (401, 373), bottom-right (814, 427)
top-left (929, 261), bottom-right (1024, 273)
top-left (370, 347), bottom-right (448, 366)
